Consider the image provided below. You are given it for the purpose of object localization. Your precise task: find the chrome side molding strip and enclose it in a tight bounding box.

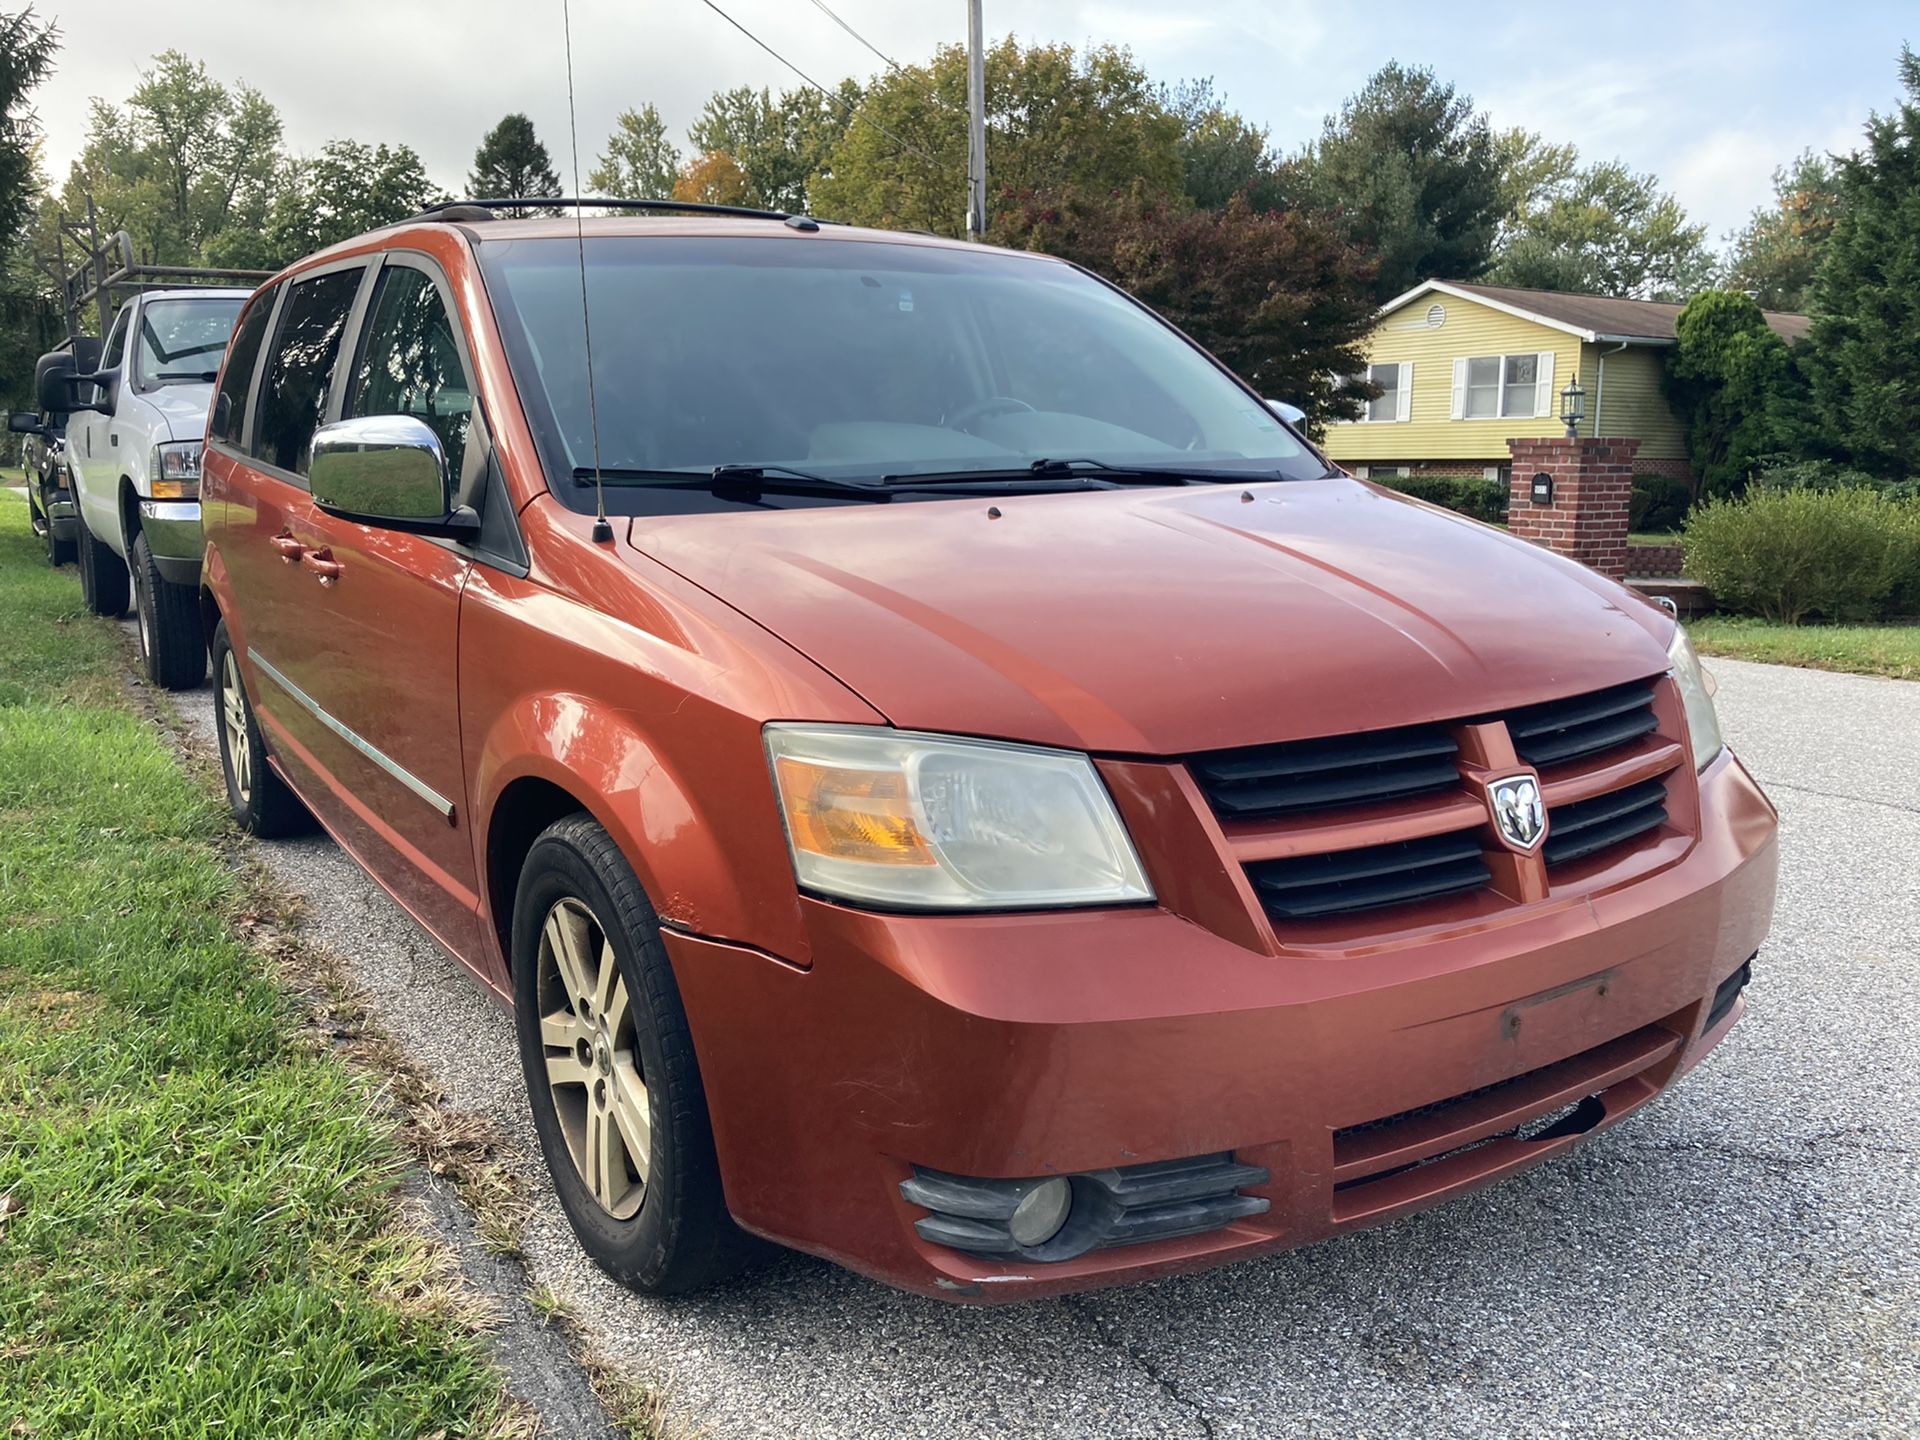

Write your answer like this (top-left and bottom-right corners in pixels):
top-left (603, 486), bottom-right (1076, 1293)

top-left (247, 648), bottom-right (457, 824)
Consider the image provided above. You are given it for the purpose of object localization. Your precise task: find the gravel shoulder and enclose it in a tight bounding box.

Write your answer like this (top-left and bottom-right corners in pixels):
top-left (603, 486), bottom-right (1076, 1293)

top-left (163, 650), bottom-right (1920, 1440)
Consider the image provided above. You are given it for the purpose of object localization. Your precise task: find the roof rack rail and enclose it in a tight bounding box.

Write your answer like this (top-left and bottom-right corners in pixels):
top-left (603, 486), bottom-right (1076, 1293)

top-left (409, 196), bottom-right (822, 226)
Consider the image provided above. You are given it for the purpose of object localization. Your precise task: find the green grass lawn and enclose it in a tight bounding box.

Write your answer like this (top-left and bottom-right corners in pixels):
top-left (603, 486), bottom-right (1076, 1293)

top-left (0, 490), bottom-right (518, 1436)
top-left (1688, 614), bottom-right (1920, 681)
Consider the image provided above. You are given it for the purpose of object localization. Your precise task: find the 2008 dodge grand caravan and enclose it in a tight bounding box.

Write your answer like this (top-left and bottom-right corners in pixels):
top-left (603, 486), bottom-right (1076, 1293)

top-left (199, 204), bottom-right (1777, 1302)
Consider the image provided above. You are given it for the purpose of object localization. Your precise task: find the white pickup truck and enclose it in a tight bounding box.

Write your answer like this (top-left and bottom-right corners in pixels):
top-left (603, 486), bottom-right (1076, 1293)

top-left (50, 286), bottom-right (250, 689)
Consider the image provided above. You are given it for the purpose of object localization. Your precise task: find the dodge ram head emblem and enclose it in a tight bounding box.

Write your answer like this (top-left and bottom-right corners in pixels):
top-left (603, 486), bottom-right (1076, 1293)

top-left (1488, 775), bottom-right (1547, 851)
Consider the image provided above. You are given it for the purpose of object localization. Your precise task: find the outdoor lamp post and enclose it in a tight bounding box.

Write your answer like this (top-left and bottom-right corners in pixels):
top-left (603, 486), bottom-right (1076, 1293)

top-left (1560, 377), bottom-right (1586, 438)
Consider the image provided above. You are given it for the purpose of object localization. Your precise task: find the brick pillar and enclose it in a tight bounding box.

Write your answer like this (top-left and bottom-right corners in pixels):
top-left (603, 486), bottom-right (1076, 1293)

top-left (1505, 436), bottom-right (1639, 579)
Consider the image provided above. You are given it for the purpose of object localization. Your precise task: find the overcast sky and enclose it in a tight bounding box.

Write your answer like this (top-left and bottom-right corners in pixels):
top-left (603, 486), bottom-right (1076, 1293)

top-left (27, 0), bottom-right (1915, 245)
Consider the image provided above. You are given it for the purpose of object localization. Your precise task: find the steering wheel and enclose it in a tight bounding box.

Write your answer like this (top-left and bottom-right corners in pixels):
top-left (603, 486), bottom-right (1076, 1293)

top-left (945, 395), bottom-right (1036, 434)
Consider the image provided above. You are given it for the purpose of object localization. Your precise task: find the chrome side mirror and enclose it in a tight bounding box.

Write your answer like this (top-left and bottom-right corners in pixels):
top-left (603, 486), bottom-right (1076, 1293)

top-left (309, 414), bottom-right (453, 526)
top-left (1265, 398), bottom-right (1306, 427)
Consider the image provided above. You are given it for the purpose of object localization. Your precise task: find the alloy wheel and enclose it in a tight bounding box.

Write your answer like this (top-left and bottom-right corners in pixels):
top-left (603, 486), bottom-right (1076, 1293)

top-left (221, 650), bottom-right (252, 805)
top-left (537, 896), bottom-right (651, 1219)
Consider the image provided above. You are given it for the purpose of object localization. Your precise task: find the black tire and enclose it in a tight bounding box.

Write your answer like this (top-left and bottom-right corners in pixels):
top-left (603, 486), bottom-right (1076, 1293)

top-left (210, 619), bottom-right (312, 837)
top-left (130, 531), bottom-right (207, 690)
top-left (76, 513), bottom-right (129, 618)
top-left (512, 814), bottom-right (753, 1295)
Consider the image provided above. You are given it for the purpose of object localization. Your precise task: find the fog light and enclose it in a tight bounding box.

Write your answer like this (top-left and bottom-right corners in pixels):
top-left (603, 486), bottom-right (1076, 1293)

top-left (1008, 1177), bottom-right (1072, 1247)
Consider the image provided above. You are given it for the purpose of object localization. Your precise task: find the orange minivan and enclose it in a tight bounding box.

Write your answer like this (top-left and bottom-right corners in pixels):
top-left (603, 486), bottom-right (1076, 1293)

top-left (199, 201), bottom-right (1776, 1301)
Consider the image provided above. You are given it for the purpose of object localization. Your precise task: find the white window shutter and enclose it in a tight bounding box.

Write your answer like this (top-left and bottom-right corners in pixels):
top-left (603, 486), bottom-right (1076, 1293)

top-left (1396, 362), bottom-right (1413, 421)
top-left (1534, 351), bottom-right (1556, 417)
top-left (1450, 357), bottom-right (1468, 419)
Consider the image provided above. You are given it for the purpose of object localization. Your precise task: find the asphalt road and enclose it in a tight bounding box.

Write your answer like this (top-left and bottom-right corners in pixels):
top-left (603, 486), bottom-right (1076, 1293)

top-left (162, 651), bottom-right (1918, 1440)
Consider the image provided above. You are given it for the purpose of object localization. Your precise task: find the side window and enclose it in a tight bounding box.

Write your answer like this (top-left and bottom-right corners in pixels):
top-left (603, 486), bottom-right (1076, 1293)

top-left (100, 308), bottom-right (131, 369)
top-left (347, 266), bottom-right (472, 482)
top-left (209, 290), bottom-right (275, 448)
top-left (254, 268), bottom-right (362, 476)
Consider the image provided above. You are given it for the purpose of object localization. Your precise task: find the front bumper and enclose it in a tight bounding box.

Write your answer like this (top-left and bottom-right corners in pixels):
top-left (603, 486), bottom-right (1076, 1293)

top-left (666, 750), bottom-right (1778, 1301)
top-left (137, 499), bottom-right (203, 586)
top-left (44, 492), bottom-right (77, 540)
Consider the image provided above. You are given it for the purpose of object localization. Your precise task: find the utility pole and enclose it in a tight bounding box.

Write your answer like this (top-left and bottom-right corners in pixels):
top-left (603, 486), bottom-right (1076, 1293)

top-left (965, 0), bottom-right (986, 241)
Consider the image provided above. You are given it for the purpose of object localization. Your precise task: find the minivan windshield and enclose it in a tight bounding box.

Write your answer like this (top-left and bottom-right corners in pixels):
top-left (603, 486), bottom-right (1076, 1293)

top-left (135, 296), bottom-right (245, 389)
top-left (479, 235), bottom-right (1327, 511)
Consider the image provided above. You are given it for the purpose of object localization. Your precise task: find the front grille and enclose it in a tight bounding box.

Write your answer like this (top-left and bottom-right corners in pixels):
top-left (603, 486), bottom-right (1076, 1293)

top-left (1189, 673), bottom-right (1680, 930)
top-left (1544, 778), bottom-right (1668, 868)
top-left (902, 1154), bottom-right (1270, 1262)
top-left (1246, 831), bottom-right (1489, 921)
top-left (1188, 724), bottom-right (1459, 821)
top-left (1505, 679), bottom-right (1658, 769)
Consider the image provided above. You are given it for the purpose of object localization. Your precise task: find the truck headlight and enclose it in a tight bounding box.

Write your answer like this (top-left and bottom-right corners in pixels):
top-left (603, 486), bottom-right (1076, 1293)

top-left (150, 440), bottom-right (203, 499)
top-left (1668, 626), bottom-right (1724, 771)
top-left (764, 725), bottom-right (1153, 910)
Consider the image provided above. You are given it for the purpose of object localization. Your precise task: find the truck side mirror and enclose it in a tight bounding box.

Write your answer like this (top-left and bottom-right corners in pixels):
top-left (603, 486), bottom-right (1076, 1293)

top-left (8, 410), bottom-right (45, 435)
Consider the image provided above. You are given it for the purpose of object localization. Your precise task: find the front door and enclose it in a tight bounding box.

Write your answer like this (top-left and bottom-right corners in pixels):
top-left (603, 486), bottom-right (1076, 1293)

top-left (68, 303), bottom-right (131, 543)
top-left (277, 256), bottom-right (481, 956)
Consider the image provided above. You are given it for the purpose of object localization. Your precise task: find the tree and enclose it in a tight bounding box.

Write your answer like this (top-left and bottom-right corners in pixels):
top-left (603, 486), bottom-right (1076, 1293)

top-left (1492, 127), bottom-right (1577, 240)
top-left (812, 39), bottom-right (1183, 237)
top-left (688, 82), bottom-right (860, 213)
top-left (992, 185), bottom-right (1377, 428)
top-left (1662, 290), bottom-right (1807, 499)
top-left (672, 150), bottom-right (749, 206)
top-left (1803, 46), bottom-right (1920, 479)
top-left (0, 7), bottom-right (60, 411)
top-left (468, 113), bottom-right (559, 215)
top-left (263, 140), bottom-right (440, 263)
top-left (58, 50), bottom-right (287, 268)
top-left (588, 104), bottom-right (680, 200)
top-left (1290, 62), bottom-right (1503, 302)
top-left (1164, 78), bottom-right (1279, 210)
top-left (1489, 159), bottom-right (1716, 300)
top-left (1726, 150), bottom-right (1844, 313)
top-left (0, 6), bottom-right (57, 241)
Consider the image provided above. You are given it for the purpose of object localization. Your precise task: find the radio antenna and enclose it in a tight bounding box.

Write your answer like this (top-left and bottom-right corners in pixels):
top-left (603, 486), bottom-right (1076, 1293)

top-left (560, 0), bottom-right (613, 542)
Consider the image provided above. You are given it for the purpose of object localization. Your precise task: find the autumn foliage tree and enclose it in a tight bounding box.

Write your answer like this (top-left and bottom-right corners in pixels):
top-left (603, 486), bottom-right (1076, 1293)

top-left (672, 150), bottom-right (749, 206)
top-left (993, 185), bottom-right (1376, 428)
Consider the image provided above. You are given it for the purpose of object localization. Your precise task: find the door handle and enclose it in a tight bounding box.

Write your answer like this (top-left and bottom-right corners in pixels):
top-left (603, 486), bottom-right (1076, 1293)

top-left (300, 547), bottom-right (343, 585)
top-left (270, 532), bottom-right (307, 562)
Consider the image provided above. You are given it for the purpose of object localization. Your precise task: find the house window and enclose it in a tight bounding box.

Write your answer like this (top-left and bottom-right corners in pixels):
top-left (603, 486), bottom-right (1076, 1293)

top-left (1455, 352), bottom-right (1554, 420)
top-left (1357, 360), bottom-right (1412, 422)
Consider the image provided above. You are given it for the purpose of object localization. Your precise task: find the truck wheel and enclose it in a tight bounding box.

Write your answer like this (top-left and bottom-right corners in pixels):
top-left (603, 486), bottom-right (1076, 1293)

top-left (511, 815), bottom-right (755, 1295)
top-left (211, 619), bottom-right (312, 837)
top-left (131, 531), bottom-right (206, 690)
top-left (76, 516), bottom-right (130, 618)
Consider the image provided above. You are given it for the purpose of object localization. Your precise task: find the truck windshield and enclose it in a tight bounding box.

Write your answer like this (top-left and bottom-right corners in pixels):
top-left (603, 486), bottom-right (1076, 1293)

top-left (136, 297), bottom-right (245, 389)
top-left (478, 235), bottom-right (1327, 511)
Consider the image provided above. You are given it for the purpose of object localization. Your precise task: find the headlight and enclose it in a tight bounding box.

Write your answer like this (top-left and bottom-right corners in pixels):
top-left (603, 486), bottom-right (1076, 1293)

top-left (150, 440), bottom-right (203, 499)
top-left (764, 725), bottom-right (1154, 910)
top-left (1668, 626), bottom-right (1723, 771)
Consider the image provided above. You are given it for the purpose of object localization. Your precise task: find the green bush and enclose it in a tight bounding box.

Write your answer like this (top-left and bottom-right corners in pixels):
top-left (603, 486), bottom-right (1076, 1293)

top-left (1684, 486), bottom-right (1920, 623)
top-left (1629, 473), bottom-right (1691, 534)
top-left (1374, 473), bottom-right (1509, 525)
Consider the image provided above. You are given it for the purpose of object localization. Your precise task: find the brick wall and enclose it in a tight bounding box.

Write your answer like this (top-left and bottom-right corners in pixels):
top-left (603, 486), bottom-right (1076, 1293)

top-left (1630, 456), bottom-right (1693, 484)
top-left (1506, 436), bottom-right (1639, 579)
top-left (1627, 541), bottom-right (1685, 577)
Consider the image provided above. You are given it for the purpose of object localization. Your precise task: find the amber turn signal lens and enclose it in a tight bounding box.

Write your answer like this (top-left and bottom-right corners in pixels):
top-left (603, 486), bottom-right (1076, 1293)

top-left (774, 756), bottom-right (937, 866)
top-left (149, 476), bottom-right (199, 500)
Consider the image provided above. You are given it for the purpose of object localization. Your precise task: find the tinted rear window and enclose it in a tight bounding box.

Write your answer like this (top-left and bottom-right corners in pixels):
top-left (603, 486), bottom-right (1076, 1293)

top-left (254, 269), bottom-right (361, 476)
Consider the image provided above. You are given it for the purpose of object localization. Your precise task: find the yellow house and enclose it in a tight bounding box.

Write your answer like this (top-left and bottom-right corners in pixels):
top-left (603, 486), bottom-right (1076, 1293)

top-left (1320, 280), bottom-right (1810, 484)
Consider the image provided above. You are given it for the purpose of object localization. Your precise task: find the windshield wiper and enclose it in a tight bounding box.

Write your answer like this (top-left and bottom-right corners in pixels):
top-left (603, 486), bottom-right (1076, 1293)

top-left (575, 464), bottom-right (1124, 502)
top-left (881, 458), bottom-right (1245, 486)
top-left (149, 370), bottom-right (220, 383)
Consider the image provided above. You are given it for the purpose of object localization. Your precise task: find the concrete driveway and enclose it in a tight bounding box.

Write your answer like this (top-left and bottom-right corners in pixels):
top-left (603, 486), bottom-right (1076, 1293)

top-left (167, 656), bottom-right (1919, 1439)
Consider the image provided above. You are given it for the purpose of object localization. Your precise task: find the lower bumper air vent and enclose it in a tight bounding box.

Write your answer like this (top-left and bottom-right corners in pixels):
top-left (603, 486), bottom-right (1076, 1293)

top-left (901, 1154), bottom-right (1269, 1262)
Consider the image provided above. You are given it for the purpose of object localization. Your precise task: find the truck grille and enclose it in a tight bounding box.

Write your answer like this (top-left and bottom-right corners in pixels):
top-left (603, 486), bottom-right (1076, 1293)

top-left (1188, 673), bottom-right (1685, 935)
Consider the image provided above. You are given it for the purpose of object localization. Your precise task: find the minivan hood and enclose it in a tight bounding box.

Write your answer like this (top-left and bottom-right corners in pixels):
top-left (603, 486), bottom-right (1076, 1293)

top-left (624, 479), bottom-right (1673, 755)
top-left (134, 381), bottom-right (215, 442)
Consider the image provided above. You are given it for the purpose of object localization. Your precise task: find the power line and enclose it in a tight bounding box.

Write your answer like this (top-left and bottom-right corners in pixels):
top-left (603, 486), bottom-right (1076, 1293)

top-left (692, 0), bottom-right (947, 171)
top-left (804, 0), bottom-right (904, 75)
